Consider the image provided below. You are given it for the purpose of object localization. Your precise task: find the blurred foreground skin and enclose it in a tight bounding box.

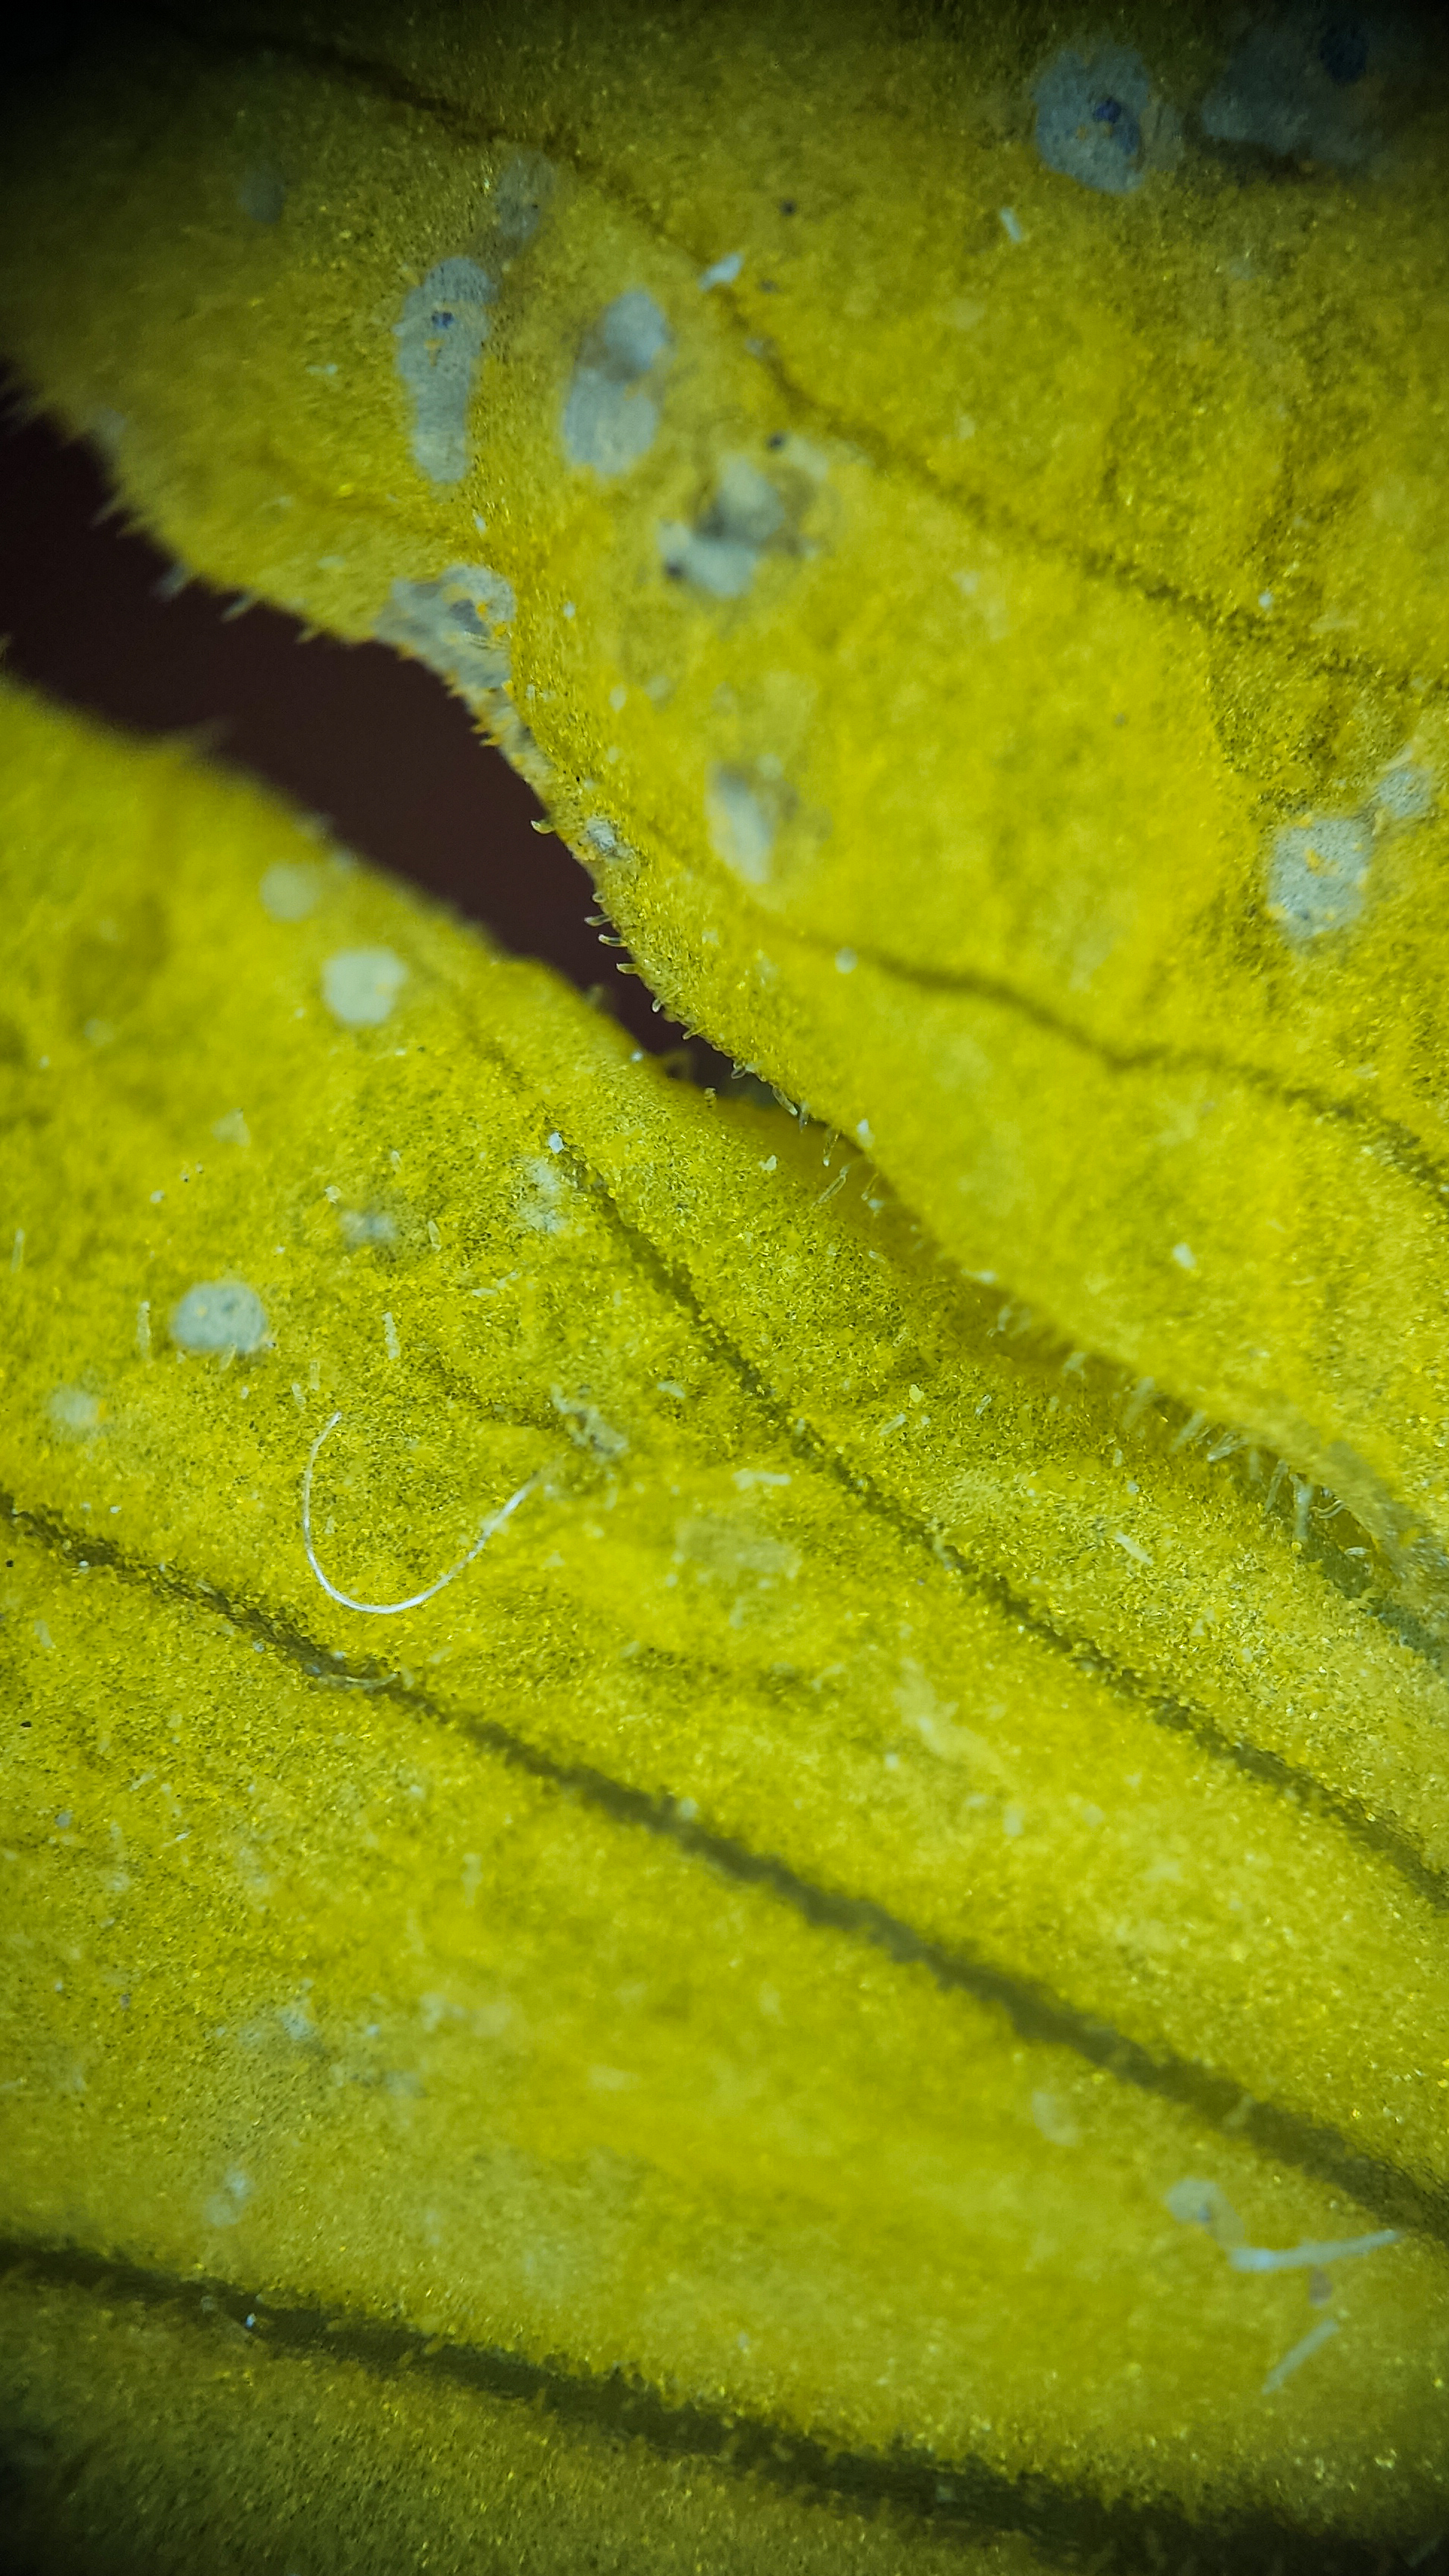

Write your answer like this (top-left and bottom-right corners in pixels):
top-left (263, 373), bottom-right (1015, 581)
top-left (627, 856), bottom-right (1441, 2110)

top-left (1, 2), bottom-right (1448, 2568)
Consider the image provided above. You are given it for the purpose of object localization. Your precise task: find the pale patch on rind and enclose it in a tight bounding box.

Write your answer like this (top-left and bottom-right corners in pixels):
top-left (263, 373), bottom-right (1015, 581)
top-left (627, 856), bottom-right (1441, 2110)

top-left (394, 256), bottom-right (496, 484)
top-left (562, 291), bottom-right (671, 477)
top-left (374, 563), bottom-right (516, 706)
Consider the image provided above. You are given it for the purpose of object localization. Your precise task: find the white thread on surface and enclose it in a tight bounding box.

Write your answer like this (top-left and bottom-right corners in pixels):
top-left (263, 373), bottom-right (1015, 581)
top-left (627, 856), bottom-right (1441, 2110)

top-left (301, 1409), bottom-right (537, 1615)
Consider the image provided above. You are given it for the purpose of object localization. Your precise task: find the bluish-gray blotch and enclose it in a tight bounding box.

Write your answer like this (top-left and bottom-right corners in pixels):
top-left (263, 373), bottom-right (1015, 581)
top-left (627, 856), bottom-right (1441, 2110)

top-left (170, 1280), bottom-right (269, 1356)
top-left (562, 291), bottom-right (671, 476)
top-left (659, 457), bottom-right (786, 599)
top-left (1266, 812), bottom-right (1371, 941)
top-left (374, 563), bottom-right (517, 706)
top-left (1200, 12), bottom-right (1425, 168)
top-left (1032, 42), bottom-right (1180, 192)
top-left (395, 257), bottom-right (496, 484)
top-left (1375, 759), bottom-right (1436, 824)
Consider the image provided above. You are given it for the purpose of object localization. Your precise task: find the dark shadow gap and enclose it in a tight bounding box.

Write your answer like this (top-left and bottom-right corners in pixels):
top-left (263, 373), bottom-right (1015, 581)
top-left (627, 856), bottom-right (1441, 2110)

top-left (0, 399), bottom-right (733, 1081)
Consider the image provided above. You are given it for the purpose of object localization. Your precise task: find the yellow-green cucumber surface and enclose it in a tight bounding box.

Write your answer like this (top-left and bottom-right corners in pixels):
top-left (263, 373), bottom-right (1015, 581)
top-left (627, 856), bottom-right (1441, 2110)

top-left (0, 678), bottom-right (1446, 2560)
top-left (4, 2), bottom-right (1449, 1588)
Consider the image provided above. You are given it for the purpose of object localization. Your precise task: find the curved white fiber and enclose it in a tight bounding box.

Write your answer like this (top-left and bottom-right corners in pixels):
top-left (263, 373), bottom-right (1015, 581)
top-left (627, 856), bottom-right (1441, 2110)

top-left (301, 1409), bottom-right (537, 1614)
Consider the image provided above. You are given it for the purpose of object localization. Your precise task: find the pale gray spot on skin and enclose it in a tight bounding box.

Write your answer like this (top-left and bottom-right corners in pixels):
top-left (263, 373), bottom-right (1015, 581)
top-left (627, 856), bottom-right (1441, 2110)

top-left (1267, 812), bottom-right (1371, 941)
top-left (562, 291), bottom-right (671, 476)
top-left (1376, 760), bottom-right (1436, 824)
top-left (170, 1281), bottom-right (269, 1356)
top-left (259, 862), bottom-right (323, 922)
top-left (1032, 42), bottom-right (1181, 193)
top-left (47, 1386), bottom-right (101, 1437)
top-left (551, 1388), bottom-right (628, 1459)
top-left (707, 765), bottom-right (776, 885)
top-left (1164, 2175), bottom-right (1246, 2249)
top-left (675, 1513), bottom-right (800, 1585)
top-left (339, 1209), bottom-right (397, 1248)
top-left (659, 457), bottom-right (787, 599)
top-left (239, 167), bottom-right (286, 224)
top-left (375, 564), bottom-right (516, 705)
top-left (489, 151), bottom-right (555, 250)
top-left (322, 948), bottom-right (408, 1028)
top-left (394, 257), bottom-right (496, 484)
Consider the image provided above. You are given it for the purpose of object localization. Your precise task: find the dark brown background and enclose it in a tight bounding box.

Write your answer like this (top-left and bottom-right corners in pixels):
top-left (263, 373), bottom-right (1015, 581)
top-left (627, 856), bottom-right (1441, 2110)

top-left (0, 396), bottom-right (719, 1068)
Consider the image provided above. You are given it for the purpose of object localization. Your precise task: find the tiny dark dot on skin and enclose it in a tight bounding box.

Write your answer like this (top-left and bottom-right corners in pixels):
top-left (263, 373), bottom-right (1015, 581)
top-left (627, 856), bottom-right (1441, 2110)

top-left (779, 199), bottom-right (797, 214)
top-left (766, 432), bottom-right (787, 449)
top-left (760, 280), bottom-right (780, 292)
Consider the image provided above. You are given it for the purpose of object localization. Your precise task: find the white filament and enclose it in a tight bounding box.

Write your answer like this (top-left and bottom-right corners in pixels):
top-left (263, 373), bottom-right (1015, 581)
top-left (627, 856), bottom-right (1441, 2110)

top-left (301, 1409), bottom-right (537, 1614)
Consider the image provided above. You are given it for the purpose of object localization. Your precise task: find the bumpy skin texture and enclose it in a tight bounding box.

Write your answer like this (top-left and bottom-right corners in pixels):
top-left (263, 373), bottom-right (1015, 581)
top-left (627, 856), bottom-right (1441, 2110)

top-left (1, 683), bottom-right (1448, 2563)
top-left (3, 1), bottom-right (1449, 2563)
top-left (4, 1), bottom-right (1449, 1609)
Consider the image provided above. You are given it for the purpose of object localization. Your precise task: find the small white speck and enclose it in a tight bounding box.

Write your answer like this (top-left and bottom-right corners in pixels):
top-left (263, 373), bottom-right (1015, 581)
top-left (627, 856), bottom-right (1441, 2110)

top-left (698, 250), bottom-right (744, 291)
top-left (657, 1380), bottom-right (686, 1399)
top-left (546, 1131), bottom-right (564, 1155)
top-left (1114, 1532), bottom-right (1153, 1566)
top-left (835, 947), bottom-right (857, 973)
top-left (383, 1310), bottom-right (400, 1361)
top-left (1258, 590), bottom-right (1275, 611)
top-left (1171, 1241), bottom-right (1197, 1272)
top-left (563, 599), bottom-right (576, 619)
top-left (608, 684), bottom-right (628, 712)
top-left (473, 511), bottom-right (488, 534)
top-left (999, 206), bottom-right (1024, 243)
top-left (856, 1118), bottom-right (874, 1149)
top-left (150, 1190), bottom-right (165, 1205)
top-left (426, 1218), bottom-right (441, 1251)
top-left (761, 1154), bottom-right (777, 1172)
